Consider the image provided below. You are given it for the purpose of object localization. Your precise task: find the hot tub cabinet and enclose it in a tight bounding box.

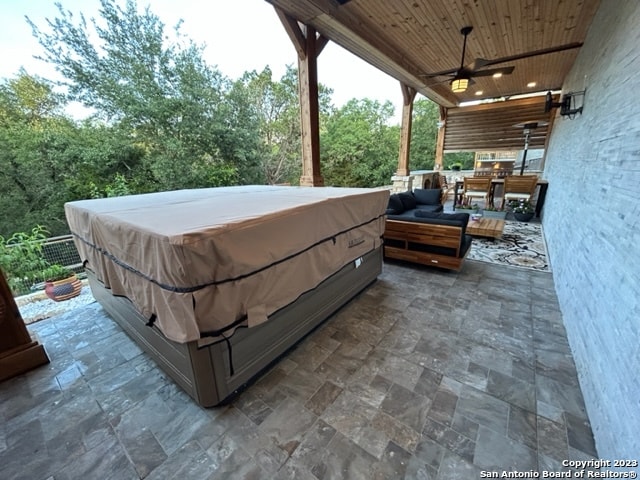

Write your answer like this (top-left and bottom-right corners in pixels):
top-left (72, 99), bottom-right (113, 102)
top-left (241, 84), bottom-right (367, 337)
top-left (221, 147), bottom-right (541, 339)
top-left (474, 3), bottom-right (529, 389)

top-left (66, 186), bottom-right (388, 406)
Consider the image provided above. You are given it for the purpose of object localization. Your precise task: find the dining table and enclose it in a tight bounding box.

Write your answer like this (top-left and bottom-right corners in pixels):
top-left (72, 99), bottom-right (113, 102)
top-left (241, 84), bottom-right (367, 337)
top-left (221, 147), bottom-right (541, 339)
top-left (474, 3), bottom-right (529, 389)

top-left (453, 177), bottom-right (549, 217)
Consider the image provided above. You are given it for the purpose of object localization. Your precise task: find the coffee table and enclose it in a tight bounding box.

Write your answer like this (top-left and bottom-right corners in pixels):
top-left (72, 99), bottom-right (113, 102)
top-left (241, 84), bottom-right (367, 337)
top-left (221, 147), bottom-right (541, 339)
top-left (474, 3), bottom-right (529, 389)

top-left (466, 217), bottom-right (505, 239)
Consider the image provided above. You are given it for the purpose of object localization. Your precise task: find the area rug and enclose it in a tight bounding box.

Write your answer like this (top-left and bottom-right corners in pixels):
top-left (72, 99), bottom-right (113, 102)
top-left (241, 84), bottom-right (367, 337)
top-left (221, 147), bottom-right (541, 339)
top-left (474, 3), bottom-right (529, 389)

top-left (468, 221), bottom-right (550, 272)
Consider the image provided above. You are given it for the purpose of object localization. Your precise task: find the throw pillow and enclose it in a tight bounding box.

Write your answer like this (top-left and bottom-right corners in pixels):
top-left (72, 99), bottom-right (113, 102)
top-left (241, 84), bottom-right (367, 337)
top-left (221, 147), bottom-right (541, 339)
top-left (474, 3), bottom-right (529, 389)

top-left (397, 191), bottom-right (417, 210)
top-left (387, 194), bottom-right (405, 214)
top-left (413, 188), bottom-right (442, 205)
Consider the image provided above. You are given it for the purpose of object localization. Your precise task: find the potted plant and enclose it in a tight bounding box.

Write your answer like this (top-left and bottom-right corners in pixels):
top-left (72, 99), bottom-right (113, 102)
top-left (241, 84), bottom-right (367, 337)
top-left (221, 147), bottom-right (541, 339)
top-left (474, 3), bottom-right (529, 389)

top-left (43, 264), bottom-right (82, 302)
top-left (0, 225), bottom-right (50, 296)
top-left (510, 200), bottom-right (535, 222)
top-left (482, 205), bottom-right (507, 220)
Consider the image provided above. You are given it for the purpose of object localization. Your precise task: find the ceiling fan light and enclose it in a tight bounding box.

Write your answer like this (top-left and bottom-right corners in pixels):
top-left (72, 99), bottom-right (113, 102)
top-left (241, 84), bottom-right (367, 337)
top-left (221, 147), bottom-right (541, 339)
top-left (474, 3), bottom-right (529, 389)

top-left (493, 72), bottom-right (503, 78)
top-left (451, 78), bottom-right (469, 93)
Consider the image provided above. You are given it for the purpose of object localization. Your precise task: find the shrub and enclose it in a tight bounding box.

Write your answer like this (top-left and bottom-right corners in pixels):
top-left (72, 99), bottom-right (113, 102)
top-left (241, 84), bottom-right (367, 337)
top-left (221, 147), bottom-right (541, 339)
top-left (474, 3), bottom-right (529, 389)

top-left (42, 264), bottom-right (74, 282)
top-left (0, 225), bottom-right (51, 295)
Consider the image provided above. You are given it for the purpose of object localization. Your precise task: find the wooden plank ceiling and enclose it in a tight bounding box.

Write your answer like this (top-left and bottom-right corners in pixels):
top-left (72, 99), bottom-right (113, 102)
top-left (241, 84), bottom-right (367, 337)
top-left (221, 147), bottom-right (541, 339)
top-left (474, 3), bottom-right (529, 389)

top-left (265, 0), bottom-right (601, 108)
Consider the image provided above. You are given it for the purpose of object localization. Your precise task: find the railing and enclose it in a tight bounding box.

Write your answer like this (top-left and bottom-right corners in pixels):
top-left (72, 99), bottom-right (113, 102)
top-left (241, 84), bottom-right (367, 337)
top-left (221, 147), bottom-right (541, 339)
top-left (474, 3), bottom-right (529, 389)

top-left (40, 235), bottom-right (84, 274)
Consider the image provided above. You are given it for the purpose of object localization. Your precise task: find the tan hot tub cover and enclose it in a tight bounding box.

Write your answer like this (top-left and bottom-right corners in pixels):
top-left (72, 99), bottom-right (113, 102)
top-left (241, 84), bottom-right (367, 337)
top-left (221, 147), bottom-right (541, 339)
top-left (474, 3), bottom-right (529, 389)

top-left (65, 185), bottom-right (388, 343)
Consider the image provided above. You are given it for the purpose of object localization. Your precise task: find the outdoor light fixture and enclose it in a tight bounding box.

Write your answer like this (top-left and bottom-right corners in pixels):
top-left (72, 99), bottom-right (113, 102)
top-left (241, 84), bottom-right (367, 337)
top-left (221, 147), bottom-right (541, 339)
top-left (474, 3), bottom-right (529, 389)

top-left (451, 77), bottom-right (469, 93)
top-left (544, 90), bottom-right (586, 118)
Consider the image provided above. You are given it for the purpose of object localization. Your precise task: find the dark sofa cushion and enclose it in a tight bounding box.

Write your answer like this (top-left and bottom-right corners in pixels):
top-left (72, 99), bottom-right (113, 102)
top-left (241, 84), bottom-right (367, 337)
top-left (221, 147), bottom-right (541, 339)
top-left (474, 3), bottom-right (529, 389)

top-left (413, 188), bottom-right (442, 205)
top-left (414, 211), bottom-right (470, 236)
top-left (397, 191), bottom-right (417, 211)
top-left (386, 211), bottom-right (415, 221)
top-left (415, 204), bottom-right (444, 214)
top-left (460, 234), bottom-right (473, 257)
top-left (387, 194), bottom-right (405, 214)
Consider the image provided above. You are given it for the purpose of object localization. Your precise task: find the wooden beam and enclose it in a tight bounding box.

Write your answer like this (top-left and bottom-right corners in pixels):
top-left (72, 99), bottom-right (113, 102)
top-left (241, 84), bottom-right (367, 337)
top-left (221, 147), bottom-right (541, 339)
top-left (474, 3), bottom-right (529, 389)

top-left (274, 7), bottom-right (306, 58)
top-left (298, 25), bottom-right (324, 186)
top-left (316, 33), bottom-right (329, 55)
top-left (396, 83), bottom-right (417, 177)
top-left (435, 106), bottom-right (447, 170)
top-left (274, 7), bottom-right (325, 186)
top-left (0, 267), bottom-right (49, 381)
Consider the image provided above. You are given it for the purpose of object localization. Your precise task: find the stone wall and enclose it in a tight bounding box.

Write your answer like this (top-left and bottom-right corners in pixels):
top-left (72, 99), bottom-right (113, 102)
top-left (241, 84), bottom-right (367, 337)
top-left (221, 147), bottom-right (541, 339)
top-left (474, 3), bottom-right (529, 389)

top-left (543, 0), bottom-right (640, 461)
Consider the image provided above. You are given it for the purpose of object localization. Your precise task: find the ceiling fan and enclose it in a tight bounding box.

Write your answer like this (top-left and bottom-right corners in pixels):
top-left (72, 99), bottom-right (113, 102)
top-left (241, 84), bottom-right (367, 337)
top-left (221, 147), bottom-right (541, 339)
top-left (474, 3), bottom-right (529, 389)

top-left (423, 26), bottom-right (583, 93)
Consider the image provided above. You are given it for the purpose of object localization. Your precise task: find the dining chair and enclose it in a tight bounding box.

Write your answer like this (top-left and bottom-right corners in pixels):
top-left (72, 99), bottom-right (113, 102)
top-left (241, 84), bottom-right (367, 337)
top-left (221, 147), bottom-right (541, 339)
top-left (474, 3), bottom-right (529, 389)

top-left (439, 174), bottom-right (456, 203)
top-left (500, 175), bottom-right (539, 209)
top-left (462, 176), bottom-right (492, 207)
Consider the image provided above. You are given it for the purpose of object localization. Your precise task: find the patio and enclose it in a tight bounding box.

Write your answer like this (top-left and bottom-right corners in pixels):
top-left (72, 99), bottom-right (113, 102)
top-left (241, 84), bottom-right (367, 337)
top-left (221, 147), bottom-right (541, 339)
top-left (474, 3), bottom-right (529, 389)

top-left (1, 259), bottom-right (596, 479)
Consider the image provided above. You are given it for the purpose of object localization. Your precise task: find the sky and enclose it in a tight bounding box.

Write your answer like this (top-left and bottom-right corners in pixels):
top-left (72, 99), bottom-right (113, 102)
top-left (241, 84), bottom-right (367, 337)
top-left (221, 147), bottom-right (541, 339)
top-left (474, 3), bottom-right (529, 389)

top-left (0, 0), bottom-right (404, 122)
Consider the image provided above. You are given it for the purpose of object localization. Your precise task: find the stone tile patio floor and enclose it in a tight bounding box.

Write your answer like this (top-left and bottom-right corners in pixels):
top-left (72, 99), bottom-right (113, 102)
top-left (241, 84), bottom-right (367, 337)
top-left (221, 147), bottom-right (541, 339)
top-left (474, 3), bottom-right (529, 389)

top-left (0, 259), bottom-right (598, 479)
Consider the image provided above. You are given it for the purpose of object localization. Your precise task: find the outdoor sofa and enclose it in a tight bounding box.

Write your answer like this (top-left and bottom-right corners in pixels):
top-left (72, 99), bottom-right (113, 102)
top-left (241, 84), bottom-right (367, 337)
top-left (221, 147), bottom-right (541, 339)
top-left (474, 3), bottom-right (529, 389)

top-left (384, 189), bottom-right (472, 271)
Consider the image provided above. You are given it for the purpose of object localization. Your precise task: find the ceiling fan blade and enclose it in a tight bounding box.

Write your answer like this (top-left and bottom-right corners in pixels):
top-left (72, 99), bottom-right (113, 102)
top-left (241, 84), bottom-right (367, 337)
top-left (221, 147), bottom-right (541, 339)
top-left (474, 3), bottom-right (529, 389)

top-left (467, 58), bottom-right (490, 71)
top-left (478, 42), bottom-right (583, 68)
top-left (423, 77), bottom-right (456, 87)
top-left (421, 34), bottom-right (581, 80)
top-left (421, 68), bottom-right (457, 78)
top-left (471, 66), bottom-right (515, 78)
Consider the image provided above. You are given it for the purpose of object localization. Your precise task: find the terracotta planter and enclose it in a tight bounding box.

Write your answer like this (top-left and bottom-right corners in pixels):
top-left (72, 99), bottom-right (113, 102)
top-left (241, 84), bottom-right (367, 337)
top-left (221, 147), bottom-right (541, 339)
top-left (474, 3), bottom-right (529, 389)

top-left (45, 274), bottom-right (82, 302)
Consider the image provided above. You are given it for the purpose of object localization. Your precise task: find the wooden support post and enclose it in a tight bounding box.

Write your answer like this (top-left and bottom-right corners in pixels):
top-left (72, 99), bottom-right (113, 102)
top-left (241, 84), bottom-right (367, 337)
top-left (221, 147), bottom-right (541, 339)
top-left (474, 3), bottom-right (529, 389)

top-left (298, 26), bottom-right (323, 186)
top-left (396, 83), bottom-right (417, 177)
top-left (435, 106), bottom-right (447, 170)
top-left (275, 8), bottom-right (325, 186)
top-left (0, 268), bottom-right (49, 382)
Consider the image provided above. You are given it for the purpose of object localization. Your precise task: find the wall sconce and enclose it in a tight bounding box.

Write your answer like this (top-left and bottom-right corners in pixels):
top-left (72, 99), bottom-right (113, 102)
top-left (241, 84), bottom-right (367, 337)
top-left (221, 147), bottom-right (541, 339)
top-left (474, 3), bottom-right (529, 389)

top-left (545, 90), bottom-right (586, 119)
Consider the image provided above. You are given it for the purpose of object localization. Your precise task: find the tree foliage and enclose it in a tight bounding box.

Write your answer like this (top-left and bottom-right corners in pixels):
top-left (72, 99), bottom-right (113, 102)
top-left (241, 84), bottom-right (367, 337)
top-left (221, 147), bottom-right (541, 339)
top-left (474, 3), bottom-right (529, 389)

top-left (0, 0), bottom-right (478, 241)
top-left (232, 66), bottom-right (302, 185)
top-left (321, 99), bottom-right (399, 187)
top-left (0, 73), bottom-right (77, 235)
top-left (28, 0), bottom-right (243, 191)
top-left (409, 98), bottom-right (439, 170)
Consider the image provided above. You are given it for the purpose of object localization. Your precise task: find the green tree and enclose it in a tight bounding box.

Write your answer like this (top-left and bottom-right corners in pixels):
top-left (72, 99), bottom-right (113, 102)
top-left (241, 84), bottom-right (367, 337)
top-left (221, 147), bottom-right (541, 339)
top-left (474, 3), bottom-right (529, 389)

top-left (0, 72), bottom-right (77, 236)
top-left (0, 72), bottom-right (152, 236)
top-left (321, 99), bottom-right (399, 187)
top-left (408, 98), bottom-right (475, 171)
top-left (28, 0), bottom-right (242, 191)
top-left (235, 66), bottom-right (301, 185)
top-left (443, 151), bottom-right (475, 170)
top-left (232, 65), bottom-right (333, 185)
top-left (409, 97), bottom-right (439, 170)
top-left (60, 122), bottom-right (147, 200)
